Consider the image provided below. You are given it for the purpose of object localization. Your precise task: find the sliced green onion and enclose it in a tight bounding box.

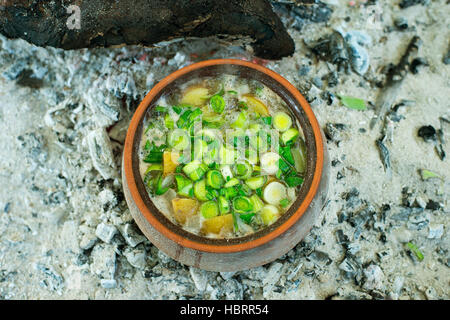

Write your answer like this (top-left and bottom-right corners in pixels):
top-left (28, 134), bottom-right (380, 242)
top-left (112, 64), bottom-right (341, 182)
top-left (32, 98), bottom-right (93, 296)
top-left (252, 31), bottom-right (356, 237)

top-left (276, 168), bottom-right (283, 180)
top-left (338, 95), bottom-right (367, 111)
top-left (164, 113), bottom-right (174, 129)
top-left (155, 106), bottom-right (167, 113)
top-left (262, 117), bottom-right (272, 125)
top-left (210, 95), bottom-right (226, 114)
top-left (220, 165), bottom-right (234, 181)
top-left (285, 175), bottom-right (304, 188)
top-left (193, 139), bottom-right (208, 161)
top-left (260, 205), bottom-right (279, 225)
top-left (224, 178), bottom-right (240, 188)
top-left (143, 151), bottom-right (163, 163)
top-left (231, 110), bottom-right (249, 129)
top-left (260, 152), bottom-right (280, 175)
top-left (145, 163), bottom-right (163, 174)
top-left (246, 148), bottom-right (259, 165)
top-left (183, 160), bottom-right (201, 175)
top-left (198, 129), bottom-right (217, 143)
top-left (218, 196), bottom-right (230, 215)
top-left (144, 140), bottom-right (152, 150)
top-left (234, 162), bottom-right (253, 180)
top-left (233, 196), bottom-right (254, 213)
top-left (175, 164), bottom-right (183, 173)
top-left (176, 109), bottom-right (193, 129)
top-left (174, 174), bottom-right (193, 197)
top-left (219, 145), bottom-right (236, 165)
top-left (250, 194), bottom-right (264, 212)
top-left (279, 145), bottom-right (294, 165)
top-left (186, 163), bottom-right (208, 181)
top-left (168, 129), bottom-right (190, 151)
top-left (220, 187), bottom-right (238, 199)
top-left (143, 142), bottom-right (166, 163)
top-left (200, 201), bottom-right (219, 219)
top-left (206, 170), bottom-right (225, 189)
top-left (238, 183), bottom-right (252, 196)
top-left (291, 141), bottom-right (307, 174)
top-left (239, 212), bottom-right (255, 224)
top-left (280, 198), bottom-right (290, 208)
top-left (206, 187), bottom-right (219, 200)
top-left (281, 128), bottom-right (299, 145)
top-left (263, 181), bottom-right (287, 205)
top-left (273, 112), bottom-right (292, 132)
top-left (189, 108), bottom-right (203, 123)
top-left (194, 179), bottom-right (208, 201)
top-left (278, 158), bottom-right (291, 174)
top-left (155, 173), bottom-right (171, 195)
top-left (245, 176), bottom-right (267, 190)
top-left (172, 105), bottom-right (183, 114)
top-left (407, 242), bottom-right (424, 261)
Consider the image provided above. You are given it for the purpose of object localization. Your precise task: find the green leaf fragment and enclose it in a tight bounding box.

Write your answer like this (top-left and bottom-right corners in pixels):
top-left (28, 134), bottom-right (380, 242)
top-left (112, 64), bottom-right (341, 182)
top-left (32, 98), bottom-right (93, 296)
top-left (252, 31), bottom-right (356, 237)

top-left (338, 95), bottom-right (367, 111)
top-left (407, 242), bottom-right (424, 261)
top-left (420, 169), bottom-right (441, 180)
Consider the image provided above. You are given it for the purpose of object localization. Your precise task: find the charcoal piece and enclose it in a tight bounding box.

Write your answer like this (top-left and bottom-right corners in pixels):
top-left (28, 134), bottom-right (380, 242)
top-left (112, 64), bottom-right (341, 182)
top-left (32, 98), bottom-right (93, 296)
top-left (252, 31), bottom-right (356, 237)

top-left (418, 125), bottom-right (436, 142)
top-left (0, 0), bottom-right (295, 60)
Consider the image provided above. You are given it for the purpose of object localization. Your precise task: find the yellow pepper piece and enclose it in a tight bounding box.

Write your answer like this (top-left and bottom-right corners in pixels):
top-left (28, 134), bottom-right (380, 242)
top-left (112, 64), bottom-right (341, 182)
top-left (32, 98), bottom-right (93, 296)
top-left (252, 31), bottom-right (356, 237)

top-left (201, 214), bottom-right (233, 234)
top-left (181, 86), bottom-right (209, 106)
top-left (172, 198), bottom-right (199, 225)
top-left (242, 94), bottom-right (269, 116)
top-left (163, 151), bottom-right (180, 176)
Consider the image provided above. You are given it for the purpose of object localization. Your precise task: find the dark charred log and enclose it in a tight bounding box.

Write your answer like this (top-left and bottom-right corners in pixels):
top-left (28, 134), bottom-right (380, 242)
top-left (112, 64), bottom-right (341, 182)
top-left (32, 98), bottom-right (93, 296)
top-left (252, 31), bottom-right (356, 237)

top-left (0, 0), bottom-right (295, 60)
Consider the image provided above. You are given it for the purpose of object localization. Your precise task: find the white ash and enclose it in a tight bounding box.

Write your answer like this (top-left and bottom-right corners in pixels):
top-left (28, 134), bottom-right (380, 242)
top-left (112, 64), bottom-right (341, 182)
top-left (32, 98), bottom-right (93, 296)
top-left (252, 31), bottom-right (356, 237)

top-left (95, 223), bottom-right (118, 244)
top-left (100, 279), bottom-right (117, 290)
top-left (119, 223), bottom-right (147, 248)
top-left (189, 267), bottom-right (210, 292)
top-left (90, 244), bottom-right (117, 280)
top-left (0, 0), bottom-right (449, 300)
top-left (427, 224), bottom-right (444, 239)
top-left (362, 264), bottom-right (385, 291)
top-left (123, 245), bottom-right (147, 270)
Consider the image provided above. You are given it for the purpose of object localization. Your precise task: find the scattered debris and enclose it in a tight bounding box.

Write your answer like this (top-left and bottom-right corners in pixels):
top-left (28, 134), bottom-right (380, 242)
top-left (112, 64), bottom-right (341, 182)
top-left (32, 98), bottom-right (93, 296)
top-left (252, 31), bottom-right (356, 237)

top-left (370, 36), bottom-right (422, 129)
top-left (394, 17), bottom-right (409, 30)
top-left (100, 279), bottom-right (117, 289)
top-left (90, 244), bottom-right (117, 279)
top-left (119, 223), bottom-right (146, 248)
top-left (273, 1), bottom-right (333, 31)
top-left (324, 123), bottom-right (347, 144)
top-left (362, 264), bottom-right (384, 291)
top-left (123, 245), bottom-right (146, 270)
top-left (95, 223), bottom-right (118, 244)
top-left (418, 125), bottom-right (437, 142)
top-left (376, 136), bottom-right (392, 175)
top-left (86, 129), bottom-right (117, 180)
top-left (399, 0), bottom-right (429, 9)
top-left (311, 28), bottom-right (371, 75)
top-left (427, 224), bottom-right (444, 239)
top-left (410, 57), bottom-right (428, 74)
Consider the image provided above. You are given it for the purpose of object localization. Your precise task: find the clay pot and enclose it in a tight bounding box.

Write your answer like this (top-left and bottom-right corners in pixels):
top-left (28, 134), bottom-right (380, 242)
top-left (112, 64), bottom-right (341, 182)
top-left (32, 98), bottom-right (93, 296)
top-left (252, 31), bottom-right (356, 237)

top-left (122, 59), bottom-right (330, 272)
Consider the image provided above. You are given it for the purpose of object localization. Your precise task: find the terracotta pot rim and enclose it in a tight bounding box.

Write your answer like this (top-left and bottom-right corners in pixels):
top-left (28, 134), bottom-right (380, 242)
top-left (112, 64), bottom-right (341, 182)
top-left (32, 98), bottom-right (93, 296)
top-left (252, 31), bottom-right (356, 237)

top-left (123, 59), bottom-right (324, 253)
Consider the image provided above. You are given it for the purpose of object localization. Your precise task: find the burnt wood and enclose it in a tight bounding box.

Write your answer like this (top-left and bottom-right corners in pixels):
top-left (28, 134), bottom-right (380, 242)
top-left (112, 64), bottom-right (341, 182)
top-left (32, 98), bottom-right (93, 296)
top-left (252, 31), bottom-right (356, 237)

top-left (0, 0), bottom-right (295, 59)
